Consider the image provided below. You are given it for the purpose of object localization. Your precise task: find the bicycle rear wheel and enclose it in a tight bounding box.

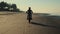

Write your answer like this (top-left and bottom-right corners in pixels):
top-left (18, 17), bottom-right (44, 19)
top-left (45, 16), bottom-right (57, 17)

top-left (28, 19), bottom-right (31, 23)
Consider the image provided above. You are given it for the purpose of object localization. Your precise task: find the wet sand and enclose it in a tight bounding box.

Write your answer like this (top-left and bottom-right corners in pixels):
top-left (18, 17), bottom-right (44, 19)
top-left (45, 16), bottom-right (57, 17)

top-left (0, 12), bottom-right (60, 34)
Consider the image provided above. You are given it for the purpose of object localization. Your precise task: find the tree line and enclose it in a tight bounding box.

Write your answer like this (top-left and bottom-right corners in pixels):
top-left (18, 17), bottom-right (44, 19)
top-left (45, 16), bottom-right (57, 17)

top-left (0, 1), bottom-right (20, 12)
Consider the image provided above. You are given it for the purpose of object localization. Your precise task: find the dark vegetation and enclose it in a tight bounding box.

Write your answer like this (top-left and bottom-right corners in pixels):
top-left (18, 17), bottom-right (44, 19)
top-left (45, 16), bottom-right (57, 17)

top-left (0, 1), bottom-right (21, 12)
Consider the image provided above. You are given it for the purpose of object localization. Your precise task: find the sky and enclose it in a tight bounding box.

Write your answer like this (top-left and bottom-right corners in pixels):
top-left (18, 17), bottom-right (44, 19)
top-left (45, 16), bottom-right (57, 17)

top-left (0, 0), bottom-right (60, 15)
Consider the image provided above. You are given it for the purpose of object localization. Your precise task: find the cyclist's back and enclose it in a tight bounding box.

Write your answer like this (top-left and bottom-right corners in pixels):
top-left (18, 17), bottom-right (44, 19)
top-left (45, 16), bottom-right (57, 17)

top-left (27, 10), bottom-right (32, 16)
top-left (26, 7), bottom-right (33, 22)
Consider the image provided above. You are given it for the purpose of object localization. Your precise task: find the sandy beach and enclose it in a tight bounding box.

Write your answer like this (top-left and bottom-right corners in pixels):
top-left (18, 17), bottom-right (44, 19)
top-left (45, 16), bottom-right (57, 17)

top-left (0, 12), bottom-right (60, 34)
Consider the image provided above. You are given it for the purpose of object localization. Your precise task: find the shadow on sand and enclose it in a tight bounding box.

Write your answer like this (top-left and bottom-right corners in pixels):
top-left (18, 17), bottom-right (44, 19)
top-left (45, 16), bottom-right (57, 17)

top-left (31, 22), bottom-right (60, 29)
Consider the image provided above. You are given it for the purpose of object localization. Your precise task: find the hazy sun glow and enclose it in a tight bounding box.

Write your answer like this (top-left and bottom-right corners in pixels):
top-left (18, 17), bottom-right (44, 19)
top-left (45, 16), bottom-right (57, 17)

top-left (0, 0), bottom-right (60, 15)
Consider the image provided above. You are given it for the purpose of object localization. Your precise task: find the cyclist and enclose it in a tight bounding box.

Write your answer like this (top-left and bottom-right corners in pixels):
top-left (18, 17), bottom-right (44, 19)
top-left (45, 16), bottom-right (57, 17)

top-left (26, 7), bottom-right (33, 23)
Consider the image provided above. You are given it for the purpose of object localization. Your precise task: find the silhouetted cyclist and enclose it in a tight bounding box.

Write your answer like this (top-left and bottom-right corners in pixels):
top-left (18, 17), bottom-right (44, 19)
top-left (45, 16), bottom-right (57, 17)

top-left (26, 7), bottom-right (33, 23)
